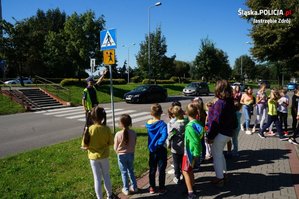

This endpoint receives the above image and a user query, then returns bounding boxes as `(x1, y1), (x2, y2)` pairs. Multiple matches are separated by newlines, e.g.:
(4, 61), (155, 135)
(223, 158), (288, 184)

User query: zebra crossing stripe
(77, 109), (136, 121)
(35, 106), (82, 114)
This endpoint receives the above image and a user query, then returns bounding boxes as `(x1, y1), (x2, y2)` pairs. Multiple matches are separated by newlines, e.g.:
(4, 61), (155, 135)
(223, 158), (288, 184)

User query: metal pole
(148, 7), (151, 82)
(241, 56), (243, 82)
(127, 47), (130, 83)
(109, 65), (115, 134)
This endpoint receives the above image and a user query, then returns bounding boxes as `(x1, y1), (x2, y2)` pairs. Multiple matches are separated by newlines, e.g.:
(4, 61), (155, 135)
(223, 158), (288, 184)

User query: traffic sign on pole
(103, 49), (115, 65)
(100, 29), (117, 50)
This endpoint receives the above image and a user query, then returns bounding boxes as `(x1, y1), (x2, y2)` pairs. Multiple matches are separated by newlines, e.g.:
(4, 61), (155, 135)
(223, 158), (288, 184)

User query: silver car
(183, 82), (210, 96)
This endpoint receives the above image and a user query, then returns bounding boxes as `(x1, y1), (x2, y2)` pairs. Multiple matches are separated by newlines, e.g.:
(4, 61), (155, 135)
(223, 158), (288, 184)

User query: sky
(2, 0), (252, 70)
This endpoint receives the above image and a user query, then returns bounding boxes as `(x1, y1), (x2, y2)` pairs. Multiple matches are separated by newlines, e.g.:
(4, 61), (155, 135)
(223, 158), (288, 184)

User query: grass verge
(0, 94), (25, 115)
(0, 128), (149, 199)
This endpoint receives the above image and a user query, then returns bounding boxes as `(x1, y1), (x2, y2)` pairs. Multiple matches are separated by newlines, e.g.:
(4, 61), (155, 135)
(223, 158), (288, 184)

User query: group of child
(236, 83), (299, 145)
(80, 86), (299, 199)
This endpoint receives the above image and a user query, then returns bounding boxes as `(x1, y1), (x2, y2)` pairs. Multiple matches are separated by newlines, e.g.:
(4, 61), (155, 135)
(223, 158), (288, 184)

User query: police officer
(82, 69), (108, 127)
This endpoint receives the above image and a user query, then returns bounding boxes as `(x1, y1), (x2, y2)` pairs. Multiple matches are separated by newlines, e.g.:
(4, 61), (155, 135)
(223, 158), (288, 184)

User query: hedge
(142, 79), (176, 84)
(60, 78), (127, 86)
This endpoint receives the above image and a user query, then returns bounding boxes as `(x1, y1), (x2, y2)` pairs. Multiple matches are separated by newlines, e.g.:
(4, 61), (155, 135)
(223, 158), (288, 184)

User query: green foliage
(130, 76), (141, 83)
(0, 128), (149, 198)
(244, 0), (299, 74)
(170, 76), (179, 83)
(233, 55), (256, 80)
(141, 79), (175, 84)
(0, 9), (106, 78)
(193, 38), (231, 81)
(60, 78), (127, 87)
(136, 27), (176, 80)
(0, 94), (25, 115)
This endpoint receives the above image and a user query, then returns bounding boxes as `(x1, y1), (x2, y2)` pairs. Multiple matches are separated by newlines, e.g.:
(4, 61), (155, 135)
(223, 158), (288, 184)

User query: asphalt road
(0, 95), (214, 158)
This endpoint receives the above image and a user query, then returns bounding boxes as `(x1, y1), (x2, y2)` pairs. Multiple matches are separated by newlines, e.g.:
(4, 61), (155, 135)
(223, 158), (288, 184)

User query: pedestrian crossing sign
(103, 49), (115, 65)
(100, 29), (117, 50)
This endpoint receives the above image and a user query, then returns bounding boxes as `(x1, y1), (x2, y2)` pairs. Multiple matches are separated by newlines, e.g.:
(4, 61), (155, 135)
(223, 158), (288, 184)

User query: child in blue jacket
(146, 103), (168, 195)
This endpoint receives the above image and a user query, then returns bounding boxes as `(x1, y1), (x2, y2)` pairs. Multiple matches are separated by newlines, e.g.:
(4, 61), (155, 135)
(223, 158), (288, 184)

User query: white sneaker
(252, 126), (256, 133)
(241, 124), (244, 131)
(122, 188), (129, 196)
(289, 138), (299, 145)
(245, 130), (252, 135)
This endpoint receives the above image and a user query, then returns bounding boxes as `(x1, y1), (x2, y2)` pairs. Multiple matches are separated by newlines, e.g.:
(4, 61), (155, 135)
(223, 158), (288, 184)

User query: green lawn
(0, 94), (25, 115)
(0, 128), (150, 199)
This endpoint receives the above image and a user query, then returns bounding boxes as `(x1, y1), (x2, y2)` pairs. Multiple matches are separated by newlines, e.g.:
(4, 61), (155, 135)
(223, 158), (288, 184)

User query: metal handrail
(34, 75), (71, 102)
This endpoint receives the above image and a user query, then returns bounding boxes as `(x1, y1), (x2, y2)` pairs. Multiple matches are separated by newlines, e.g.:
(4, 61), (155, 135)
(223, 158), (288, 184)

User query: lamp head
(155, 2), (162, 6)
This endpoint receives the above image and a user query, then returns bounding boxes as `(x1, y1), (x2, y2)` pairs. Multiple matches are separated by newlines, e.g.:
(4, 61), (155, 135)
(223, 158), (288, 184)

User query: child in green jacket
(182, 103), (205, 199)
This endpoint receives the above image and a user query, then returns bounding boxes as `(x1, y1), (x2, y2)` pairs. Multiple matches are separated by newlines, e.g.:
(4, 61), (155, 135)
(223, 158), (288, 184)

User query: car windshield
(133, 85), (149, 92)
(187, 83), (197, 88)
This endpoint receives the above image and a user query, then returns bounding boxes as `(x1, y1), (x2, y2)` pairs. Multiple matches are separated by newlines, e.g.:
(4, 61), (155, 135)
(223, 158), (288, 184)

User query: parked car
(123, 84), (168, 103)
(4, 77), (33, 84)
(231, 82), (246, 92)
(182, 82), (209, 96)
(287, 82), (298, 91)
(258, 80), (270, 88)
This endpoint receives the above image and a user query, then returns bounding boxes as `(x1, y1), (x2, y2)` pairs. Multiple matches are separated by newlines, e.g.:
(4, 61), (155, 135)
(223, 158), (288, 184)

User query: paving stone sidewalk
(118, 130), (299, 199)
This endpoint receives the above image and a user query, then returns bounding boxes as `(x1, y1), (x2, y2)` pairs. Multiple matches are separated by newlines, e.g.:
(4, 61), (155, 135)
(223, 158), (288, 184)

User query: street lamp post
(148, 2), (162, 82)
(122, 43), (136, 83)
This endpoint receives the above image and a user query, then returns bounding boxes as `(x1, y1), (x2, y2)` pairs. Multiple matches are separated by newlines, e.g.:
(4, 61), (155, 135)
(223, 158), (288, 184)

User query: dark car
(258, 80), (270, 88)
(287, 82), (298, 91)
(183, 82), (210, 96)
(123, 84), (168, 103)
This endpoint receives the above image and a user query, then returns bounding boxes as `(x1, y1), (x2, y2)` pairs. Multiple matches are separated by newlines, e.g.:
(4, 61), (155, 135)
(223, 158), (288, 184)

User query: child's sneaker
(241, 124), (244, 131)
(266, 131), (276, 136)
(158, 188), (167, 195)
(187, 192), (197, 199)
(279, 136), (289, 141)
(258, 132), (266, 139)
(289, 138), (299, 145)
(245, 130), (252, 135)
(129, 186), (138, 193)
(284, 131), (289, 135)
(252, 126), (256, 133)
(122, 188), (129, 196)
(149, 187), (155, 194)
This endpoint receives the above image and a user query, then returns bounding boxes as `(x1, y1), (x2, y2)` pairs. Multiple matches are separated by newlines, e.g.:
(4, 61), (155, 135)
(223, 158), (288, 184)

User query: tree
(173, 60), (191, 82)
(233, 55), (256, 81)
(136, 27), (175, 81)
(64, 11), (105, 79)
(193, 38), (231, 81)
(244, 0), (299, 74)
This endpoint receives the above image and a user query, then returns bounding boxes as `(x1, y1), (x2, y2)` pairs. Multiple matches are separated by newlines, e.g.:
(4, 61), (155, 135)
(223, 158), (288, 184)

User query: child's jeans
(232, 128), (240, 154)
(242, 105), (252, 129)
(90, 158), (112, 199)
(117, 153), (137, 191)
(172, 153), (183, 180)
(149, 147), (167, 189)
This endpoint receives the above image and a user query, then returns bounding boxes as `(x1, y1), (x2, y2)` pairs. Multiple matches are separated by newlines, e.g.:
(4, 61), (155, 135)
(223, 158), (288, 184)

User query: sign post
(90, 58), (96, 74)
(100, 29), (117, 133)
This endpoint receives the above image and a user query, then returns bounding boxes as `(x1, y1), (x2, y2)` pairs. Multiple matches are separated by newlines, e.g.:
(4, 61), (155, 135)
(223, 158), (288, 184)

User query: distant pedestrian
(206, 80), (237, 187)
(258, 89), (289, 141)
(291, 89), (299, 133)
(81, 106), (117, 199)
(233, 85), (242, 102)
(289, 89), (299, 145)
(167, 105), (186, 184)
(82, 69), (108, 128)
(114, 114), (138, 196)
(146, 104), (168, 195)
(252, 83), (268, 133)
(182, 103), (204, 199)
(240, 87), (254, 135)
(278, 89), (289, 135)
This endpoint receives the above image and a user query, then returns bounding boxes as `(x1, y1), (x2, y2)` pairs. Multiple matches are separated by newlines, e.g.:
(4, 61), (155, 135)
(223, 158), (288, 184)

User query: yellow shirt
(268, 99), (277, 116)
(83, 124), (114, 160)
